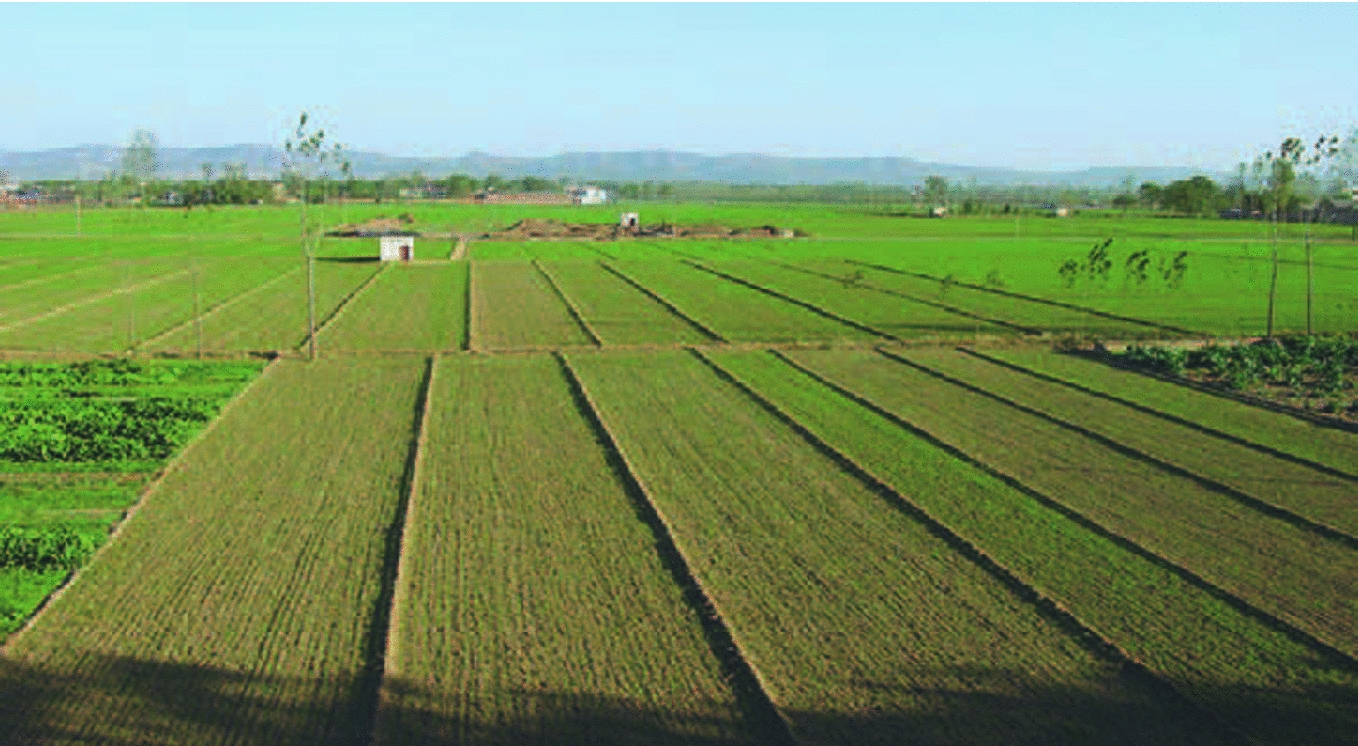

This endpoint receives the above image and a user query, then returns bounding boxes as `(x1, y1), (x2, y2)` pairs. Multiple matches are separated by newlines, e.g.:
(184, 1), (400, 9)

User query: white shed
(380, 236), (415, 262)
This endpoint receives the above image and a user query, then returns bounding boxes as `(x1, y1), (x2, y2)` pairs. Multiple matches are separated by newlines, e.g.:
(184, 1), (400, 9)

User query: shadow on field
(315, 256), (381, 264)
(2, 653), (1357, 745)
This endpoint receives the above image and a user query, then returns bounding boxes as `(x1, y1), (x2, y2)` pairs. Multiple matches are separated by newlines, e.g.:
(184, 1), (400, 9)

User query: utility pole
(192, 259), (203, 359)
(1266, 209), (1278, 338)
(1305, 214), (1313, 336)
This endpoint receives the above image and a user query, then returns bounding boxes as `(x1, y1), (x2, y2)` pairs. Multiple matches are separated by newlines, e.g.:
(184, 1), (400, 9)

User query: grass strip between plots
(567, 349), (1217, 746)
(981, 348), (1358, 478)
(713, 348), (1358, 746)
(377, 353), (765, 745)
(788, 347), (1358, 661)
(917, 348), (1358, 540)
(470, 261), (595, 350)
(0, 357), (426, 745)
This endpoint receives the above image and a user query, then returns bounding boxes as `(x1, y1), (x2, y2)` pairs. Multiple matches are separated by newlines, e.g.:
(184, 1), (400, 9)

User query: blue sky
(3, 3), (1356, 171)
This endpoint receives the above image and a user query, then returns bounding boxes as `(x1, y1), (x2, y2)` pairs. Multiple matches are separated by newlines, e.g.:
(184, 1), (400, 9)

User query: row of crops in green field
(5, 200), (1355, 342)
(9, 249), (1349, 354)
(5, 346), (1355, 744)
(0, 359), (262, 634)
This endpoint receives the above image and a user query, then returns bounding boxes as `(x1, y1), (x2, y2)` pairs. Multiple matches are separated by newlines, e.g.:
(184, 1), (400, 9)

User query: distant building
(569, 186), (608, 205)
(929, 206), (947, 218)
(1054, 207), (1070, 218)
(620, 212), (639, 228)
(380, 236), (415, 262)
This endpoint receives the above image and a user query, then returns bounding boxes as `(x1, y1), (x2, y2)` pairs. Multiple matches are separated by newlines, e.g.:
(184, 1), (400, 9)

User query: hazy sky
(4, 3), (1355, 171)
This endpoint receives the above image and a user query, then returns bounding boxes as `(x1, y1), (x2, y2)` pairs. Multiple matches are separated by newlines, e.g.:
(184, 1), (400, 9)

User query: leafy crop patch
(1119, 336), (1358, 419)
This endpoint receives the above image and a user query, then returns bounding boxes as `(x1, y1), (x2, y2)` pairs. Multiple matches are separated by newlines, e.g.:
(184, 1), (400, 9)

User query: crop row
(709, 348), (1358, 745)
(319, 262), (468, 352)
(146, 260), (381, 352)
(914, 348), (1358, 540)
(785, 348), (1358, 660)
(469, 260), (594, 350)
(376, 354), (762, 744)
(538, 261), (713, 346)
(605, 259), (874, 344)
(565, 349), (1209, 744)
(981, 348), (1358, 478)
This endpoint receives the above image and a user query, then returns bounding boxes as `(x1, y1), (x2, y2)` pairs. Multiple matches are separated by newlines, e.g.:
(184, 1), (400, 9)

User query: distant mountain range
(0, 145), (1214, 187)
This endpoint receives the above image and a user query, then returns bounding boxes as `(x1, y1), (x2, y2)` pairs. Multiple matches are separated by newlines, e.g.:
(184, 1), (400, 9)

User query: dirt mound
(477, 219), (797, 241)
(326, 214), (419, 238)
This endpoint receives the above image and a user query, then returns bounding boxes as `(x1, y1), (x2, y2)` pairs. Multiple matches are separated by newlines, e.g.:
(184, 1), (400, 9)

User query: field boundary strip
(555, 352), (798, 746)
(771, 260), (1044, 335)
(306, 261), (389, 350)
(882, 349), (1358, 549)
(1071, 350), (1358, 436)
(370, 355), (438, 742)
(0, 354), (283, 651)
(845, 260), (1202, 337)
(0, 267), (191, 334)
(681, 259), (898, 341)
(531, 259), (603, 346)
(962, 347), (1358, 483)
(137, 264), (304, 352)
(694, 347), (1244, 740)
(777, 348), (1358, 671)
(596, 261), (727, 342)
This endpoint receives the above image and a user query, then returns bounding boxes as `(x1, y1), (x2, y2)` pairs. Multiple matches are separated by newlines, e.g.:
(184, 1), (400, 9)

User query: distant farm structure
(569, 186), (608, 205)
(379, 236), (415, 262)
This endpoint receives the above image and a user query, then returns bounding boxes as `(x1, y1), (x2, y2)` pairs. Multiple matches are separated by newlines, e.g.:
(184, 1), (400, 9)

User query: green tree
(121, 129), (159, 205)
(923, 175), (948, 207)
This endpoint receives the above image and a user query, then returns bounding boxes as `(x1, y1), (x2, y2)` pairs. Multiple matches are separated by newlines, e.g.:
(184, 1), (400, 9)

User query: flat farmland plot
(536, 260), (711, 345)
(567, 350), (1215, 745)
(710, 349), (1358, 745)
(607, 260), (877, 344)
(146, 260), (380, 353)
(706, 260), (1009, 339)
(321, 263), (468, 352)
(788, 348), (1358, 659)
(0, 258), (185, 330)
(469, 261), (593, 350)
(913, 348), (1358, 538)
(0, 258), (294, 352)
(843, 262), (1174, 338)
(983, 348), (1358, 477)
(0, 357), (426, 745)
(377, 354), (760, 745)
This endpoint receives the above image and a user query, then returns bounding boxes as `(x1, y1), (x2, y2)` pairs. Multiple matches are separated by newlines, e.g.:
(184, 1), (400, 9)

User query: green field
(0, 202), (1355, 744)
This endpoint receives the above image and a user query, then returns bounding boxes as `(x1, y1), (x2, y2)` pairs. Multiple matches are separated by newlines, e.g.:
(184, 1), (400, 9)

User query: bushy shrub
(0, 526), (95, 570)
(0, 397), (216, 462)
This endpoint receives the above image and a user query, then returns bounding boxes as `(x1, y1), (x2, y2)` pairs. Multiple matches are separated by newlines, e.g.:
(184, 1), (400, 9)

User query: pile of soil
(327, 214), (419, 238)
(477, 218), (797, 241)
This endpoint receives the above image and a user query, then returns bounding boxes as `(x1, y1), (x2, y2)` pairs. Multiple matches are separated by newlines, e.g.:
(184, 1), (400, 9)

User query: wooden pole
(307, 254), (317, 361)
(1305, 218), (1313, 336)
(192, 260), (203, 359)
(1266, 207), (1278, 338)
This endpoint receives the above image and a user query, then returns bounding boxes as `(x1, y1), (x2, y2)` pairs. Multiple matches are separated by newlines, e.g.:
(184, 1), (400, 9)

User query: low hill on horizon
(0, 145), (1212, 187)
